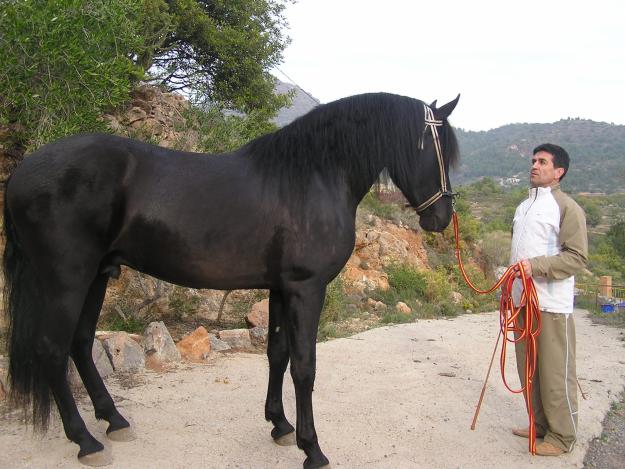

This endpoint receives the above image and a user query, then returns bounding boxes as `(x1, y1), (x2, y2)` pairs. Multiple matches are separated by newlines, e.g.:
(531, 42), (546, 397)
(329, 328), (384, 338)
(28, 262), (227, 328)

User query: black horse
(2, 92), (460, 468)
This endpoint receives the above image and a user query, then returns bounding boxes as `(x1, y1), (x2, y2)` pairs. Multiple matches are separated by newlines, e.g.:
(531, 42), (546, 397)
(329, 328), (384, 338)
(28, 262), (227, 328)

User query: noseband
(414, 104), (456, 214)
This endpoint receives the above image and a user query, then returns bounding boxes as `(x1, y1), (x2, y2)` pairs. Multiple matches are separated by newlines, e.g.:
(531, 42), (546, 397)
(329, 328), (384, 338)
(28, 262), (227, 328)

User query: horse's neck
(343, 159), (387, 210)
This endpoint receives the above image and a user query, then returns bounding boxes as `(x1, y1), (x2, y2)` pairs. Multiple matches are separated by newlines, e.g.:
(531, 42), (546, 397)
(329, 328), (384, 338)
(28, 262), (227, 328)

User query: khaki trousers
(515, 310), (578, 452)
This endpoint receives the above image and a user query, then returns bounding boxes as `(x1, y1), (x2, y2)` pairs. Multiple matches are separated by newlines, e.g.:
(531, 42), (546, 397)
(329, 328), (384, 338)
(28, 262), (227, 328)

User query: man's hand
(515, 259), (533, 277)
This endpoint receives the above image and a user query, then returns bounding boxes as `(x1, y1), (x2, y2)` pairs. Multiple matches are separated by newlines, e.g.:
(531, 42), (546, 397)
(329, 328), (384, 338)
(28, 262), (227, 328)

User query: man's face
(530, 151), (564, 188)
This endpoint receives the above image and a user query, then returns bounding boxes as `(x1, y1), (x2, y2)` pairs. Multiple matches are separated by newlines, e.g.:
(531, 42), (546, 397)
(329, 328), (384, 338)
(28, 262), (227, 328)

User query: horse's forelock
(443, 123), (460, 169)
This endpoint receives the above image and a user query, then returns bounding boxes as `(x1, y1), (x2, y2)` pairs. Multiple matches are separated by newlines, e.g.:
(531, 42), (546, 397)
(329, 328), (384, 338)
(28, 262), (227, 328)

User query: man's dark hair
(533, 143), (570, 181)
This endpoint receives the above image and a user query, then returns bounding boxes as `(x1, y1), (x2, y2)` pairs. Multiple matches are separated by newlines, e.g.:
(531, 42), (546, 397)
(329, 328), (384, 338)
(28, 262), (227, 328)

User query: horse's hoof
(78, 448), (112, 467)
(106, 425), (136, 442)
(303, 455), (330, 469)
(273, 431), (296, 446)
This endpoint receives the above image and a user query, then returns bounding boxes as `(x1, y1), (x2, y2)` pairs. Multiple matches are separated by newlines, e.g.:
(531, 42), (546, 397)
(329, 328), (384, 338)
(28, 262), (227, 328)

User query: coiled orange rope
(452, 212), (541, 454)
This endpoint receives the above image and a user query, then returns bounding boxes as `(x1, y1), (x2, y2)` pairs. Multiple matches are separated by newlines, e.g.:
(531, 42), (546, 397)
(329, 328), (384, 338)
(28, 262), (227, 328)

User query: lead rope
(452, 212), (541, 454)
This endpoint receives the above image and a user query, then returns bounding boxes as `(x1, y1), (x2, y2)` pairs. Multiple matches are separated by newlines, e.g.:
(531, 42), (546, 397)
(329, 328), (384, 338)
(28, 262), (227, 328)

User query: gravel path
(1, 310), (624, 468)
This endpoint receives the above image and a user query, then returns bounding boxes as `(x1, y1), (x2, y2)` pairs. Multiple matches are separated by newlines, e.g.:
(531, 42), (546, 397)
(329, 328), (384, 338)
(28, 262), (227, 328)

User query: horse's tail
(3, 183), (51, 430)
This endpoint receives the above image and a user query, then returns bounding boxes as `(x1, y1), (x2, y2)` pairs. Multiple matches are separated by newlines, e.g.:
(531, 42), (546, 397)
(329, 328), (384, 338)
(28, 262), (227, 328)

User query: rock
(218, 329), (253, 350)
(249, 326), (268, 346)
(67, 339), (114, 388)
(144, 321), (181, 364)
(132, 84), (158, 102)
(395, 302), (412, 314)
(209, 334), (232, 352)
(450, 291), (464, 304)
(96, 331), (142, 344)
(177, 326), (212, 362)
(102, 332), (146, 372)
(92, 338), (115, 377)
(125, 106), (147, 124)
(246, 299), (269, 328)
(131, 98), (152, 114)
(102, 114), (123, 133)
(141, 118), (164, 136)
(367, 298), (386, 311)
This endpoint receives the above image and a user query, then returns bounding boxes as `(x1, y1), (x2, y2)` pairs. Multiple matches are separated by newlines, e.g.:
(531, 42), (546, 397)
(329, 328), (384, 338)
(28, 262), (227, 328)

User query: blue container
(601, 304), (615, 313)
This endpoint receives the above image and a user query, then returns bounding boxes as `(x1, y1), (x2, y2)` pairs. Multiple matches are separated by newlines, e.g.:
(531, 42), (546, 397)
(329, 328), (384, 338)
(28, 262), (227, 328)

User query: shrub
(168, 286), (201, 319)
(423, 267), (452, 302)
(0, 0), (146, 152)
(320, 276), (348, 326)
(386, 263), (428, 298)
(360, 192), (403, 221)
(480, 230), (512, 275)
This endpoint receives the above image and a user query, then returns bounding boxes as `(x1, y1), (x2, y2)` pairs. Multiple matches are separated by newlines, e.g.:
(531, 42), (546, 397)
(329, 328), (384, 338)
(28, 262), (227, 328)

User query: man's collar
(528, 181), (560, 198)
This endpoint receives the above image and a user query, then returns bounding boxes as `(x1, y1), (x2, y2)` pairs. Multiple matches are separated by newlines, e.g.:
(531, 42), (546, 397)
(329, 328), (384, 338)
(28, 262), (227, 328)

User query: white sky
(274, 0), (625, 131)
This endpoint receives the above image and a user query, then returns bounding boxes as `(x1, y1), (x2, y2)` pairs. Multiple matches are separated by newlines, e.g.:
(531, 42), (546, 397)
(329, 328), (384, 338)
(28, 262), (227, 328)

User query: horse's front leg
(265, 289), (295, 444)
(284, 281), (329, 469)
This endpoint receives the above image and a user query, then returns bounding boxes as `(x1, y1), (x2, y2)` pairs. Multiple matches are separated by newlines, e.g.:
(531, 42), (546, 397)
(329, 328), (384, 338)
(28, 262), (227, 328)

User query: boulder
(395, 302), (412, 314)
(249, 326), (268, 346)
(246, 299), (269, 328)
(177, 326), (212, 362)
(450, 291), (464, 304)
(209, 334), (231, 352)
(102, 332), (145, 372)
(125, 106), (147, 124)
(218, 329), (252, 350)
(67, 339), (114, 389)
(144, 321), (181, 364)
(367, 298), (386, 311)
(92, 338), (115, 377)
(96, 330), (142, 344)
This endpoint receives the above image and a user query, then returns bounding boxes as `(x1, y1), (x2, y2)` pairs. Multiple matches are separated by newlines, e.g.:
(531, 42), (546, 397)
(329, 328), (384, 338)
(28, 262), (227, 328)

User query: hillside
(273, 79), (320, 127)
(452, 119), (625, 193)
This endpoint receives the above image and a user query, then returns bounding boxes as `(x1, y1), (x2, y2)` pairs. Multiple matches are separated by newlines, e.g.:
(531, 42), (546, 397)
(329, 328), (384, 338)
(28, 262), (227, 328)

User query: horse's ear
(429, 99), (438, 109)
(435, 94), (460, 119)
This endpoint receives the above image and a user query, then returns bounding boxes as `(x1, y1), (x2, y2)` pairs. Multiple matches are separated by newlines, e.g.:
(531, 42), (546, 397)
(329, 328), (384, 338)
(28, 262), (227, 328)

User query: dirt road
(1, 310), (623, 468)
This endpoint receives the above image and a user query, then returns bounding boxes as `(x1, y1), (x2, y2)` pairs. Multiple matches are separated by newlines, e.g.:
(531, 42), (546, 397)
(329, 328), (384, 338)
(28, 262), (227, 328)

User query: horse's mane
(244, 93), (459, 195)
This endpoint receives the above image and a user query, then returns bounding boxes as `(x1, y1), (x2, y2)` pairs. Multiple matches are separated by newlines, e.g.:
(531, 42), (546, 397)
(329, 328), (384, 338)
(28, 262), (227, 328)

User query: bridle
(414, 104), (457, 214)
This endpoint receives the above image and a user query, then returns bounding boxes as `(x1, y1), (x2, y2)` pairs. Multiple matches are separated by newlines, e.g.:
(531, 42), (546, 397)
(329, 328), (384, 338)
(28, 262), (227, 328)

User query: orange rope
(452, 212), (541, 454)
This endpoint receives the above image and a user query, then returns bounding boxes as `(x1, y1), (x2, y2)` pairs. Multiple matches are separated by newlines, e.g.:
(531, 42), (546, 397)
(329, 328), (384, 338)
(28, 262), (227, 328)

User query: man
(509, 143), (588, 456)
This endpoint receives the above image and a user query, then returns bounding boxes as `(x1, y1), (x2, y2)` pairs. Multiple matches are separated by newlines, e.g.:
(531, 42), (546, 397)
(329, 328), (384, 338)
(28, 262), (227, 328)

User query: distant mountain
(452, 119), (625, 193)
(273, 80), (320, 127)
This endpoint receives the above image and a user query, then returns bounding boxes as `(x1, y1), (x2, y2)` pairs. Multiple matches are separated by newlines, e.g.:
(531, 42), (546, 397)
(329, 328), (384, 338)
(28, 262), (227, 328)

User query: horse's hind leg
(71, 273), (134, 442)
(37, 280), (111, 466)
(265, 289), (295, 444)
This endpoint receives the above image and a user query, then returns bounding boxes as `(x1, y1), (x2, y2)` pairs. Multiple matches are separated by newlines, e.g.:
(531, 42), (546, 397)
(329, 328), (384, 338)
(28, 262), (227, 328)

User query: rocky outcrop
(343, 214), (429, 294)
(103, 84), (197, 151)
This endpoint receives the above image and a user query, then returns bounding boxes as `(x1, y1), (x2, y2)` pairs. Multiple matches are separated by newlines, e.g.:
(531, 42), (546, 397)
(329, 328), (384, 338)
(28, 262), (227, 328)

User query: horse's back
(8, 133), (133, 197)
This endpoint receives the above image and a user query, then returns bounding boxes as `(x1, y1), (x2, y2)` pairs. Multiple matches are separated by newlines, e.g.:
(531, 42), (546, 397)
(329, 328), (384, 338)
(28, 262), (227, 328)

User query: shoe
(535, 441), (565, 456)
(512, 427), (546, 438)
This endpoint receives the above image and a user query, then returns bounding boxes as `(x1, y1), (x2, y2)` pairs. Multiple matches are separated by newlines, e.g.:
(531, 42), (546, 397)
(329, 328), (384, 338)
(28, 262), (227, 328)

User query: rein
(452, 211), (541, 454)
